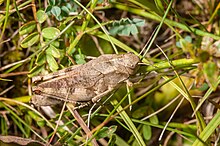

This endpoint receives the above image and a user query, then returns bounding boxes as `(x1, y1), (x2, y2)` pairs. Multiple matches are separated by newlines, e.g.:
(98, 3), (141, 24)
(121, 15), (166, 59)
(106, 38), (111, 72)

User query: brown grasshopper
(31, 53), (140, 107)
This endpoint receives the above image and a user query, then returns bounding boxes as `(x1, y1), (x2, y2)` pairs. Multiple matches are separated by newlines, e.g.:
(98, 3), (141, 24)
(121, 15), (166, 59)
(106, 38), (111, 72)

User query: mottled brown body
(31, 53), (140, 106)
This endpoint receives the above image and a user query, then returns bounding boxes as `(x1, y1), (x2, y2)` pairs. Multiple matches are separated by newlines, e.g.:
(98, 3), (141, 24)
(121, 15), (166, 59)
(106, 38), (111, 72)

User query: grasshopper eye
(130, 64), (136, 68)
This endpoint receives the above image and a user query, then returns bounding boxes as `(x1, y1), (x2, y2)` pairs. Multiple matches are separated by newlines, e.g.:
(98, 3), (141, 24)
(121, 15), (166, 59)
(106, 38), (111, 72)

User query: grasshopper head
(116, 53), (140, 75)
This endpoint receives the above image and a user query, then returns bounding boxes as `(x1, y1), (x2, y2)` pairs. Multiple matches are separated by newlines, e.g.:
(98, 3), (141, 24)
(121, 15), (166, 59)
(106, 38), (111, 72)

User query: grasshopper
(31, 53), (140, 107)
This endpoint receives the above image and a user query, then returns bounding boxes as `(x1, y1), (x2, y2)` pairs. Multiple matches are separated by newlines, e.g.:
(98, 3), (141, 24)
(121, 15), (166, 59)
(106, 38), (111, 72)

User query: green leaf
(55, 15), (63, 21)
(24, 114), (32, 127)
(42, 27), (60, 39)
(132, 18), (145, 27)
(46, 44), (61, 58)
(120, 25), (130, 36)
(108, 26), (120, 36)
(149, 114), (159, 125)
(75, 53), (86, 64)
(132, 106), (148, 119)
(36, 52), (46, 66)
(142, 125), (152, 140)
(61, 6), (69, 17)
(46, 54), (59, 72)
(51, 40), (60, 48)
(20, 32), (39, 48)
(109, 18), (144, 36)
(185, 35), (192, 43)
(192, 111), (220, 146)
(147, 108), (159, 124)
(28, 65), (44, 77)
(51, 6), (61, 17)
(198, 83), (209, 91)
(66, 3), (72, 10)
(45, 5), (52, 15)
(19, 21), (36, 35)
(176, 41), (181, 48)
(95, 126), (117, 140)
(108, 134), (116, 146)
(203, 61), (219, 90)
(130, 24), (138, 35)
(48, 0), (56, 5)
(177, 36), (193, 54)
(37, 120), (46, 127)
(176, 36), (192, 48)
(36, 10), (47, 23)
(155, 0), (164, 14)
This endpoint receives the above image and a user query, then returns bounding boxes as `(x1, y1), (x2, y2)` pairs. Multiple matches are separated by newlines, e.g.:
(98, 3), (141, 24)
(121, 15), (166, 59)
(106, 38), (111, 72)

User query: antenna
(139, 25), (159, 61)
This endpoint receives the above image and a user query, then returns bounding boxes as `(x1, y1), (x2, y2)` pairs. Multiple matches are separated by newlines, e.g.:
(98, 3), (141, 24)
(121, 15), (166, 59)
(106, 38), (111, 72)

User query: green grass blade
(192, 111), (220, 146)
(111, 99), (146, 146)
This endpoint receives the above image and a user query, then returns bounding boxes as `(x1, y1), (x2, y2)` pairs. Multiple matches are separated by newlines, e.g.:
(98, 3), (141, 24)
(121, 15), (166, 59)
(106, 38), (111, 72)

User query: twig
(67, 103), (98, 146)
(0, 71), (28, 78)
(0, 58), (30, 71)
(91, 35), (104, 55)
(0, 85), (15, 96)
(47, 89), (70, 145)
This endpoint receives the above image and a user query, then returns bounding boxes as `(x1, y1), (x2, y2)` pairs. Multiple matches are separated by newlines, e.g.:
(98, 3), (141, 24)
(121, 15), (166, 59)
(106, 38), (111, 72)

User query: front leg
(125, 79), (133, 87)
(91, 87), (114, 103)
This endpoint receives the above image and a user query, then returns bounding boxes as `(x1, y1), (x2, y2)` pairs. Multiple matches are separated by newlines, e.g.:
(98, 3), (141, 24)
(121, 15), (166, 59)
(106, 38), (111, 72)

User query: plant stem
(146, 58), (198, 72)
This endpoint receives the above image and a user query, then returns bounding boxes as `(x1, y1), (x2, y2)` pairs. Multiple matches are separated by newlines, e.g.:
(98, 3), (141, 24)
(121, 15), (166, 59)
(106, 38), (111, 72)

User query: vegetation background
(0, 0), (220, 145)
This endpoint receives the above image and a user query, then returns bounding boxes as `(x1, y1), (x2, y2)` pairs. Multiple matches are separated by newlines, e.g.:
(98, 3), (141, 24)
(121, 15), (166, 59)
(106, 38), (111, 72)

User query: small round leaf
(19, 21), (36, 35)
(61, 6), (69, 16)
(132, 106), (148, 119)
(20, 32), (39, 48)
(36, 10), (47, 24)
(46, 54), (58, 72)
(75, 54), (86, 64)
(36, 52), (46, 66)
(95, 126), (117, 139)
(149, 114), (159, 125)
(51, 6), (61, 17)
(46, 45), (60, 58)
(142, 125), (152, 140)
(42, 27), (60, 39)
(51, 40), (60, 48)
